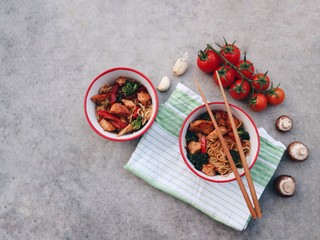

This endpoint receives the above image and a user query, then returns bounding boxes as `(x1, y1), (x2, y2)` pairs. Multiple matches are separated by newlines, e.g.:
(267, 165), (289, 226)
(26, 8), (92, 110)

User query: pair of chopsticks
(194, 72), (262, 219)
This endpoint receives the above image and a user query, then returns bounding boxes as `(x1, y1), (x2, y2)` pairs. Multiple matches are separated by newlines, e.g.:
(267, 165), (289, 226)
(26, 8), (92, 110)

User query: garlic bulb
(157, 76), (171, 92)
(172, 52), (189, 76)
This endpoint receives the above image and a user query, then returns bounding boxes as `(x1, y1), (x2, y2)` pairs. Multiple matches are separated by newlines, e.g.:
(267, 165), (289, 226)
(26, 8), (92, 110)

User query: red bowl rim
(179, 102), (260, 183)
(84, 67), (159, 142)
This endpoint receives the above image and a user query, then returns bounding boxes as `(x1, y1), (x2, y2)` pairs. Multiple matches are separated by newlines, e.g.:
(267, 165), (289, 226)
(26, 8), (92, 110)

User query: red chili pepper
(109, 120), (127, 129)
(110, 94), (116, 104)
(97, 110), (121, 121)
(97, 110), (127, 129)
(200, 136), (206, 153)
(132, 106), (140, 119)
(112, 83), (119, 93)
(110, 83), (119, 104)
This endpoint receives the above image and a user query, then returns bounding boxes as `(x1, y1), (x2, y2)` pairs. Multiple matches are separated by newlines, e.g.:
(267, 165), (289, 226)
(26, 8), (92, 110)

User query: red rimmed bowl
(84, 67), (158, 142)
(179, 102), (260, 183)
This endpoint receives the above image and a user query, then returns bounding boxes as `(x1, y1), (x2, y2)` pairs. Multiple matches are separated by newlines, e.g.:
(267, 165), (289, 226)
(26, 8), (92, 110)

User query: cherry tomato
(251, 72), (270, 91)
(219, 42), (241, 65)
(249, 93), (268, 111)
(229, 79), (251, 100)
(235, 59), (255, 79)
(266, 87), (285, 105)
(197, 49), (221, 73)
(213, 65), (236, 88)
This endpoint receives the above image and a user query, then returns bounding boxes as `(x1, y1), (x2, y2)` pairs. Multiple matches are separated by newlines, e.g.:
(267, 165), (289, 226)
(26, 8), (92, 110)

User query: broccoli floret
(230, 149), (243, 168)
(187, 152), (209, 171)
(199, 112), (211, 121)
(131, 116), (142, 130)
(122, 81), (140, 96)
(185, 130), (199, 142)
(237, 127), (250, 141)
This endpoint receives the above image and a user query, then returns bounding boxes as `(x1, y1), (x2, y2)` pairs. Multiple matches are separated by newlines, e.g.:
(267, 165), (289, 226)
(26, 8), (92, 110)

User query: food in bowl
(185, 110), (251, 176)
(90, 76), (153, 136)
(179, 102), (260, 183)
(84, 67), (158, 142)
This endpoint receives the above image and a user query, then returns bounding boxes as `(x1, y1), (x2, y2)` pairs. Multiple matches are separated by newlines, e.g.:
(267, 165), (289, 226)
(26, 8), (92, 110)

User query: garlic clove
(172, 52), (189, 76)
(157, 76), (171, 92)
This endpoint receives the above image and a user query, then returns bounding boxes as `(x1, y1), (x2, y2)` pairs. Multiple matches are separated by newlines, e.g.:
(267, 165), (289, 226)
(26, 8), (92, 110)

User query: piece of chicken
(109, 103), (131, 117)
(202, 164), (216, 176)
(137, 92), (151, 106)
(99, 119), (116, 132)
(187, 141), (201, 154)
(115, 76), (127, 86)
(189, 120), (213, 135)
(90, 94), (109, 103)
(214, 110), (228, 126)
(206, 126), (227, 141)
(226, 117), (242, 131)
(141, 105), (152, 125)
(121, 99), (136, 110)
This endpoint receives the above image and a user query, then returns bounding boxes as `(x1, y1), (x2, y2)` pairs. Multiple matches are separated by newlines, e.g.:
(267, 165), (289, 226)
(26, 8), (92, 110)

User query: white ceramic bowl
(84, 67), (159, 142)
(179, 102), (260, 183)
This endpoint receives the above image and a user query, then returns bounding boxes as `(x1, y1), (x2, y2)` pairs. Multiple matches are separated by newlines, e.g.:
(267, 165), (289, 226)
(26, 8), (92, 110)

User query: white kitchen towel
(124, 83), (286, 231)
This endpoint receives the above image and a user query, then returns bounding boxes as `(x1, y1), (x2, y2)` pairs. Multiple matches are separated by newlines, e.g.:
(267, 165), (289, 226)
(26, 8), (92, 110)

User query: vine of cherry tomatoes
(196, 39), (285, 111)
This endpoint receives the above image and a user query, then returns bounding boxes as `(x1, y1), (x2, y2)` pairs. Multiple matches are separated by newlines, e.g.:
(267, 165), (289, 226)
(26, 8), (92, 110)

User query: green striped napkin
(124, 83), (285, 231)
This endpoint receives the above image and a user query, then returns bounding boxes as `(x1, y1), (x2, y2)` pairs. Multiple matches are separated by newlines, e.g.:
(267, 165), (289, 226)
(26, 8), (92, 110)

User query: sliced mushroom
(276, 115), (293, 132)
(287, 141), (309, 161)
(274, 175), (296, 197)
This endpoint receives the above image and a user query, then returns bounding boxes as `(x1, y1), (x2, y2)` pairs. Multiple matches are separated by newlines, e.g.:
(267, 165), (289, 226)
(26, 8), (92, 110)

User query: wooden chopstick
(194, 77), (258, 219)
(215, 71), (262, 218)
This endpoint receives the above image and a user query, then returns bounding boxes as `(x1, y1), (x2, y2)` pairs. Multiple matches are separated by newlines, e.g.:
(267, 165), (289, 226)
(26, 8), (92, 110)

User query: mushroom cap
(287, 141), (309, 161)
(276, 115), (293, 132)
(274, 175), (296, 197)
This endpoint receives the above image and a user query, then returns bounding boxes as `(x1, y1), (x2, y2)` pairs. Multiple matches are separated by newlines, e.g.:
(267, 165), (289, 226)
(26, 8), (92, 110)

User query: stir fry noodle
(185, 110), (250, 176)
(90, 76), (152, 136)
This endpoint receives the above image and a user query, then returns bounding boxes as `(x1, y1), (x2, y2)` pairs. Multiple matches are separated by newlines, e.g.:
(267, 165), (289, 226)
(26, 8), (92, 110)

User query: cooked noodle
(206, 137), (251, 176)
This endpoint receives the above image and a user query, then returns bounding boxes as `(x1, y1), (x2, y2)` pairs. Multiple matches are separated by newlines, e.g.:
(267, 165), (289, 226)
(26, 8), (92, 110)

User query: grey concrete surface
(1, 0), (319, 239)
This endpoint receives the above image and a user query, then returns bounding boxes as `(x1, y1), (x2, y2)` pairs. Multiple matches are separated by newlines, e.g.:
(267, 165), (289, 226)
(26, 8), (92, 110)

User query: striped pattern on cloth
(124, 83), (285, 231)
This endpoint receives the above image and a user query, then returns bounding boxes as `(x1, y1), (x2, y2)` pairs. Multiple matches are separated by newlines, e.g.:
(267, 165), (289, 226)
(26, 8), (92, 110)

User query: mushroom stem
(287, 141), (309, 161)
(282, 121), (290, 129)
(279, 180), (295, 194)
(298, 147), (307, 156)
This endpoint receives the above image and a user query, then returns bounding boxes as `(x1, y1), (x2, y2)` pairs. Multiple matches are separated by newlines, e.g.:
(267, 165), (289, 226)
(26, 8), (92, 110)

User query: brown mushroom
(274, 175), (296, 197)
(276, 115), (293, 132)
(287, 141), (309, 161)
